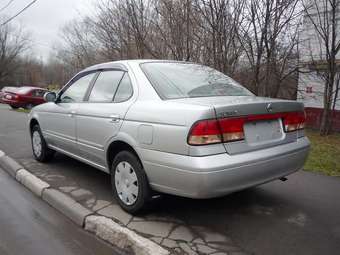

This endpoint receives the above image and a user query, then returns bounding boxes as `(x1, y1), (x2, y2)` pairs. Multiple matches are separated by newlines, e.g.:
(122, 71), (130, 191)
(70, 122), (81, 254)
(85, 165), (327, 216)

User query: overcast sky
(1, 0), (95, 61)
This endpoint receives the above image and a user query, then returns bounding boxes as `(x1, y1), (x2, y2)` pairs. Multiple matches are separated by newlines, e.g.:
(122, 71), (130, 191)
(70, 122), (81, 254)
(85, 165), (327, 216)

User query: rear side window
(140, 62), (252, 99)
(114, 73), (133, 103)
(89, 71), (124, 102)
(60, 73), (96, 103)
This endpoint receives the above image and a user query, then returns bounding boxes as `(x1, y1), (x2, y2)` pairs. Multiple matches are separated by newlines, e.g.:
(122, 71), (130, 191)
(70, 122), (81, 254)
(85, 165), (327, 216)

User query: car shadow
(42, 152), (285, 222)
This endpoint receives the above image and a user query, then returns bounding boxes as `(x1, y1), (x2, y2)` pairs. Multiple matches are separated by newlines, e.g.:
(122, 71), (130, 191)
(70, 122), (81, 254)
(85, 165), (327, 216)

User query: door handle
(68, 111), (76, 117)
(109, 114), (120, 123)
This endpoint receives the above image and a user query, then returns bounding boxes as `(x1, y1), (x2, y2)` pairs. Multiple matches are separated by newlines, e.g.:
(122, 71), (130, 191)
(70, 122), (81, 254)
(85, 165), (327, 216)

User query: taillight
(218, 118), (245, 142)
(188, 120), (222, 145)
(283, 111), (306, 132)
(188, 111), (306, 146)
(188, 118), (246, 145)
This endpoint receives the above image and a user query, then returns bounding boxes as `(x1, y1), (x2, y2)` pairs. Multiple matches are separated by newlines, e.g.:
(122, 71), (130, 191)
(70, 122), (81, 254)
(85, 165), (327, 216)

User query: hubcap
(115, 161), (139, 206)
(32, 131), (42, 157)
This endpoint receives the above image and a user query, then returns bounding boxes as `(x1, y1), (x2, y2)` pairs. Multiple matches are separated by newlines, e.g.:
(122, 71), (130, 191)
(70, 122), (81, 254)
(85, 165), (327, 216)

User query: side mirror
(44, 92), (57, 102)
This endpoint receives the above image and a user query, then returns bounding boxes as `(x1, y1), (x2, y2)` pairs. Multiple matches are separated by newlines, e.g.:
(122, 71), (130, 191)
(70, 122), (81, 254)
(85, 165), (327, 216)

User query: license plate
(244, 119), (283, 144)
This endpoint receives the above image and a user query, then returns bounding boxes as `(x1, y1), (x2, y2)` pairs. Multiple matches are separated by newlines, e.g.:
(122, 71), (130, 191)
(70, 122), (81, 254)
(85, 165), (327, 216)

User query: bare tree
(125, 0), (158, 58)
(153, 0), (194, 60)
(193, 0), (246, 75)
(0, 22), (30, 87)
(90, 0), (158, 60)
(58, 18), (101, 72)
(51, 0), (305, 100)
(42, 55), (71, 86)
(238, 0), (302, 96)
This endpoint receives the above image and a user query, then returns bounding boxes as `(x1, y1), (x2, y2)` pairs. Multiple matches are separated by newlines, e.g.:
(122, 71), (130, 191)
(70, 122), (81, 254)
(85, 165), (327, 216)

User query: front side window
(114, 73), (133, 103)
(60, 73), (96, 103)
(140, 62), (253, 99)
(89, 71), (124, 102)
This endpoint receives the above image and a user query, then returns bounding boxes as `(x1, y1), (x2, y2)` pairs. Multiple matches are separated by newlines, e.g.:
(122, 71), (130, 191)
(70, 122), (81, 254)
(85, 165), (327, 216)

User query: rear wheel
(111, 151), (151, 214)
(25, 103), (34, 110)
(31, 125), (55, 162)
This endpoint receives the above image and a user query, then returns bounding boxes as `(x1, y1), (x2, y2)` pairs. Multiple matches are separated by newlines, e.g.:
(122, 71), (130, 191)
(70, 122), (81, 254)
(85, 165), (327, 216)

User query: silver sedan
(28, 60), (310, 213)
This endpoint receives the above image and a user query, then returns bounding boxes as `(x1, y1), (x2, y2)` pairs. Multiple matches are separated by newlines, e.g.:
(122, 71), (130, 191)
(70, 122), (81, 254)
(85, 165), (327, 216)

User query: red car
(2, 86), (48, 109)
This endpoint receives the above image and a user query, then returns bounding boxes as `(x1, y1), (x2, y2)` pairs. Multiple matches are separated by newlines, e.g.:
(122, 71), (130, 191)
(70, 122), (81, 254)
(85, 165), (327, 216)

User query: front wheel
(31, 125), (55, 162)
(10, 105), (19, 109)
(111, 151), (151, 214)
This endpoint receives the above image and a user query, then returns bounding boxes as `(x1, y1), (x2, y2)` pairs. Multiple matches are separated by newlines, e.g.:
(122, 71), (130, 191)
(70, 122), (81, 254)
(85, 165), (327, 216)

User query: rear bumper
(2, 99), (22, 107)
(141, 137), (310, 198)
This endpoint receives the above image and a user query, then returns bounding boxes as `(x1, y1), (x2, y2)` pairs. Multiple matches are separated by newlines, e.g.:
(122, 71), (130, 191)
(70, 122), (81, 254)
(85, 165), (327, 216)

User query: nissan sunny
(28, 60), (310, 213)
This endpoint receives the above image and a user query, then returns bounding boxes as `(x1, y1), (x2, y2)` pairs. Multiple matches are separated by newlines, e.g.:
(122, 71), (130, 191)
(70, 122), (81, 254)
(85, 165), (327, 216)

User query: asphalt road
(1, 103), (340, 255)
(0, 167), (121, 255)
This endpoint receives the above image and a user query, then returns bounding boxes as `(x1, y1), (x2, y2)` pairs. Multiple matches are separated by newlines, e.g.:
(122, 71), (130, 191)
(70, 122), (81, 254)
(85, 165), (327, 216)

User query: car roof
(16, 86), (47, 94)
(83, 59), (190, 72)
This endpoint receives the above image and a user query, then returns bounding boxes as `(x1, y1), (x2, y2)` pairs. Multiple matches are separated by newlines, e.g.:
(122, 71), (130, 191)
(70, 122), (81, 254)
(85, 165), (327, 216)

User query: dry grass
(304, 129), (340, 176)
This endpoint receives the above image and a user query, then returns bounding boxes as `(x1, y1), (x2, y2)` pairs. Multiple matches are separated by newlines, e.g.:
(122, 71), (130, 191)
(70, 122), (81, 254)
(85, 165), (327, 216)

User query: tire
(31, 125), (55, 162)
(25, 104), (34, 110)
(10, 105), (19, 109)
(111, 151), (151, 214)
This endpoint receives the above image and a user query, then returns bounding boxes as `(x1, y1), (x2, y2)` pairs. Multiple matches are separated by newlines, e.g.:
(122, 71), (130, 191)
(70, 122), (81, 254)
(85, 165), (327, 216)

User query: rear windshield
(1, 87), (17, 92)
(17, 87), (34, 94)
(140, 62), (252, 99)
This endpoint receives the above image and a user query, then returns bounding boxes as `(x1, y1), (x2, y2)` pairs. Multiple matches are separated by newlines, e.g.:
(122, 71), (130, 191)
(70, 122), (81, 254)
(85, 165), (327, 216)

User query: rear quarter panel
(122, 100), (216, 155)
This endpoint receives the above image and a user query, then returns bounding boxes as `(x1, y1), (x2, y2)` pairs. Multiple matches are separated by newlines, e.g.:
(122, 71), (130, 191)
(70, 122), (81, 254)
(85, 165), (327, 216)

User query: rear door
(76, 70), (135, 168)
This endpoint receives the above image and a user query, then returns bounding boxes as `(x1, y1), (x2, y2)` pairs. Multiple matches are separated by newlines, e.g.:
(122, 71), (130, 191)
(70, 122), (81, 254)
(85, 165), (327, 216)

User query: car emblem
(266, 103), (273, 112)
(220, 110), (238, 117)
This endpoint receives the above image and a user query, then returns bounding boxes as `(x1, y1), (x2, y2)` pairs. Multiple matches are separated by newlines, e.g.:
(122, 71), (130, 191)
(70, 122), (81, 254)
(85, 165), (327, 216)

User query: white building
(297, 1), (340, 130)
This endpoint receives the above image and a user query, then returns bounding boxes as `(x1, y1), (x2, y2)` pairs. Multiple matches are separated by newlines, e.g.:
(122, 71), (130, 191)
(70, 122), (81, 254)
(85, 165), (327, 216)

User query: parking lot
(1, 103), (340, 255)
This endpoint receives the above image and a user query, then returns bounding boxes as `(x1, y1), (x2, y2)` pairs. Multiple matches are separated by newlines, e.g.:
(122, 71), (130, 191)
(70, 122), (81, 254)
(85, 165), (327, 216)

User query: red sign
(306, 86), (313, 93)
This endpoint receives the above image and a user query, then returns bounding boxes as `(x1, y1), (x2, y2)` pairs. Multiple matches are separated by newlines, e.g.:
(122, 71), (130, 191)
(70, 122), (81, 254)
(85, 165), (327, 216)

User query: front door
(40, 72), (97, 155)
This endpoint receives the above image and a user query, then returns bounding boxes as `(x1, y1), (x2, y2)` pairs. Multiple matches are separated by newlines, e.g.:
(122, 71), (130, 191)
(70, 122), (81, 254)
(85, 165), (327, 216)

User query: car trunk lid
(173, 96), (304, 154)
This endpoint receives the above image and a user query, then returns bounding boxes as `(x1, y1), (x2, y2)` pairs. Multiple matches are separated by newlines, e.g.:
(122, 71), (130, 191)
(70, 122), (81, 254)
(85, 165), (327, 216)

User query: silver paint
(28, 60), (311, 199)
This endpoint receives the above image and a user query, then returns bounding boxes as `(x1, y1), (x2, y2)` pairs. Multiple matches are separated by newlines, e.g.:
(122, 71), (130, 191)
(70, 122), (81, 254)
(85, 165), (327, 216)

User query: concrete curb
(16, 169), (50, 197)
(0, 150), (170, 255)
(0, 154), (23, 177)
(86, 216), (169, 255)
(42, 189), (93, 227)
